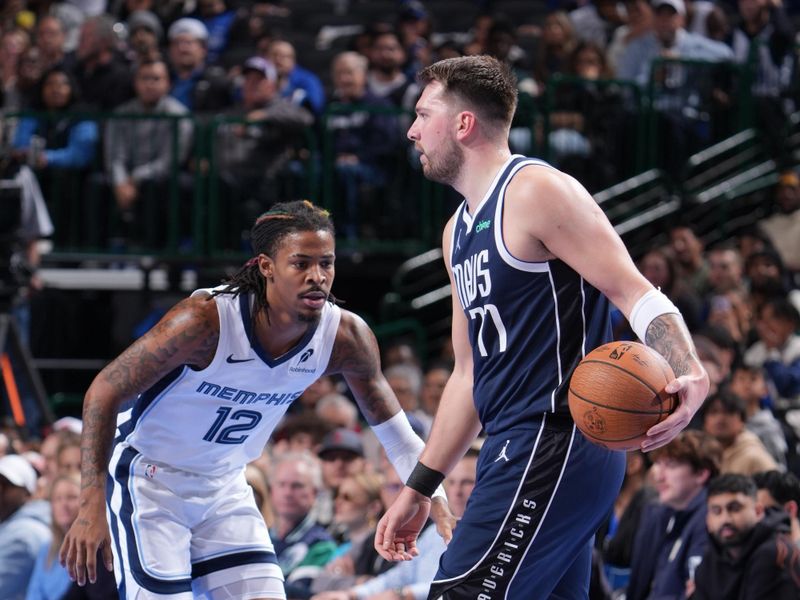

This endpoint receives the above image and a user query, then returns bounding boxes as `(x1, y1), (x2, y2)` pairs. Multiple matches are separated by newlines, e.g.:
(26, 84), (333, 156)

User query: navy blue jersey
(449, 155), (612, 434)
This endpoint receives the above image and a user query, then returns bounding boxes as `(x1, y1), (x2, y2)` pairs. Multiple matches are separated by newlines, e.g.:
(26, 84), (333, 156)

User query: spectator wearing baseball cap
(0, 454), (52, 600)
(168, 17), (210, 42)
(167, 17), (231, 111)
(319, 428), (365, 461)
(312, 429), (366, 527)
(213, 54), (313, 251)
(653, 0), (686, 15)
(242, 55), (278, 81)
(615, 0), (733, 174)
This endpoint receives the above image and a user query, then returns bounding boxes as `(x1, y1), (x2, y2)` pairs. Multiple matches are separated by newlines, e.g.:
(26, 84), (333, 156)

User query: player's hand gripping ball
(568, 341), (677, 451)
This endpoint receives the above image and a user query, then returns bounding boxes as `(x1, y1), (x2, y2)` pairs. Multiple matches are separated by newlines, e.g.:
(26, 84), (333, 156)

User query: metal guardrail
(3, 110), (202, 255)
(2, 106), (449, 258)
(320, 102), (441, 254)
(645, 49), (758, 171)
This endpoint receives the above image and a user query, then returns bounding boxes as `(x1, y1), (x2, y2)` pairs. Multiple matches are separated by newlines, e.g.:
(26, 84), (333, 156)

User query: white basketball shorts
(106, 442), (284, 599)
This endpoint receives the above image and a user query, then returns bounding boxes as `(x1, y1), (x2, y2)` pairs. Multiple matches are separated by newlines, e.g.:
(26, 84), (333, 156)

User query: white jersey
(116, 287), (341, 476)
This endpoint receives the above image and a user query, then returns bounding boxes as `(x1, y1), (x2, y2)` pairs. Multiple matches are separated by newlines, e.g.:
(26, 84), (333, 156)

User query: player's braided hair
(211, 200), (336, 324)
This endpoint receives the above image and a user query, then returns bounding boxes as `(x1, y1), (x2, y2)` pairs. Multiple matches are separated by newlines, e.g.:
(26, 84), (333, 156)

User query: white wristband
(371, 411), (447, 501)
(629, 288), (681, 342)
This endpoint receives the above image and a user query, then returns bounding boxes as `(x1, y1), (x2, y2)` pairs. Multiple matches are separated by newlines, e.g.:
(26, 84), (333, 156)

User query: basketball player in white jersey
(375, 56), (710, 599)
(59, 201), (453, 599)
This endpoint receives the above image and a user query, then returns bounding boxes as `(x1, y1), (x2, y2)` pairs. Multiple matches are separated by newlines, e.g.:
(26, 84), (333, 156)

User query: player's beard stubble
(422, 134), (464, 186)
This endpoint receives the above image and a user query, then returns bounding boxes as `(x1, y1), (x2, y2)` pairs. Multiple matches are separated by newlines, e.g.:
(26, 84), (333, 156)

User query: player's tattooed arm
(641, 311), (709, 450)
(329, 311), (402, 425)
(61, 295), (220, 586)
(645, 314), (697, 378)
(80, 295), (220, 492)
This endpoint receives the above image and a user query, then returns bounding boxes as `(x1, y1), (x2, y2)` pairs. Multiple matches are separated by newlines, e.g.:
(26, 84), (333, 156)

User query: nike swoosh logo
(226, 354), (255, 364)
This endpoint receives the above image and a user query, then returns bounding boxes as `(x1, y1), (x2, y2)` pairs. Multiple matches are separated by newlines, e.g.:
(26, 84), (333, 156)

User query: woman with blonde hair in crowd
(310, 471), (393, 594)
(329, 472), (384, 553)
(32, 430), (79, 500)
(25, 472), (79, 600)
(28, 472), (118, 599)
(55, 436), (81, 478)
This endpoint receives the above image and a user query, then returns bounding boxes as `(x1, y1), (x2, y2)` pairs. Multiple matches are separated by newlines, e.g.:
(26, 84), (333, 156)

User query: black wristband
(406, 461), (445, 497)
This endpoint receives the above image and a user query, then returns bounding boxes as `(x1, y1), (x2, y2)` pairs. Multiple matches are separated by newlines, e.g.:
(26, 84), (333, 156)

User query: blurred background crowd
(0, 0), (799, 599)
(0, 0), (796, 256)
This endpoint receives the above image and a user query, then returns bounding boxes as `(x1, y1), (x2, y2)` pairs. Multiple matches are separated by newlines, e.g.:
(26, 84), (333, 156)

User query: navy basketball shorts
(429, 414), (626, 600)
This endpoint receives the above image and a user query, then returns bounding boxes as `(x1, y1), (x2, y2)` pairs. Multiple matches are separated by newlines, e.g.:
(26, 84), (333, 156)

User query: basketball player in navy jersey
(375, 56), (710, 599)
(59, 201), (454, 599)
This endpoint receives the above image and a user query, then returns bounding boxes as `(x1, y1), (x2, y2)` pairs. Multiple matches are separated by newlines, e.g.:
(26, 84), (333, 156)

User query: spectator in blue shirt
(12, 66), (98, 249)
(24, 473), (80, 600)
(268, 39), (326, 117)
(617, 0), (733, 86)
(617, 0), (733, 174)
(0, 455), (50, 600)
(193, 0), (237, 65)
(13, 66), (98, 170)
(167, 18), (231, 112)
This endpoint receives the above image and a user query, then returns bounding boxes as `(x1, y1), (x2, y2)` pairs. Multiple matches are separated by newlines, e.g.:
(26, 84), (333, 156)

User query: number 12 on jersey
(468, 303), (507, 357)
(203, 406), (262, 444)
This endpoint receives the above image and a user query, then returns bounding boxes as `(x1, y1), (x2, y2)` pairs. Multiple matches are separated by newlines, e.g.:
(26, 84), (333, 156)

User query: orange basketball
(568, 341), (677, 451)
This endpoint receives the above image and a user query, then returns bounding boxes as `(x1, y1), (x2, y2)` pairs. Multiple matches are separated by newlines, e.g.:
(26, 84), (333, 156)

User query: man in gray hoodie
(0, 454), (51, 600)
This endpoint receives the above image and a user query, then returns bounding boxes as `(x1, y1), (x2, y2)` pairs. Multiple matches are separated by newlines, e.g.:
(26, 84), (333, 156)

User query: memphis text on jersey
(196, 381), (303, 406)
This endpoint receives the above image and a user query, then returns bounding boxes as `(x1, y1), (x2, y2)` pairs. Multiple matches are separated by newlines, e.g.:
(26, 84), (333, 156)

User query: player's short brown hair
(417, 55), (518, 130)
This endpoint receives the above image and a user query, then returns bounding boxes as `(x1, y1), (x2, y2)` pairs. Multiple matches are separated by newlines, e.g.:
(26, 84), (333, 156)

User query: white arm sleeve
(371, 411), (447, 501)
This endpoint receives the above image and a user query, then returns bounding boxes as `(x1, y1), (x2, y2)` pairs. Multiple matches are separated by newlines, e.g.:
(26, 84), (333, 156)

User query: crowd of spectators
(0, 1), (799, 599)
(3, 261), (800, 598)
(595, 170), (800, 593)
(0, 0), (796, 251)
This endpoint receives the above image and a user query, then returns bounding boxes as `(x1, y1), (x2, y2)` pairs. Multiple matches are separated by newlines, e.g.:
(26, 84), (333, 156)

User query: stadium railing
(320, 102), (440, 255)
(2, 111), (201, 256)
(644, 56), (755, 172)
(203, 113), (320, 256)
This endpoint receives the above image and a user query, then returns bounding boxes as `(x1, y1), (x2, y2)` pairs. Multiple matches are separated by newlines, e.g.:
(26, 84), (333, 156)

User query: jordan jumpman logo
(495, 439), (510, 462)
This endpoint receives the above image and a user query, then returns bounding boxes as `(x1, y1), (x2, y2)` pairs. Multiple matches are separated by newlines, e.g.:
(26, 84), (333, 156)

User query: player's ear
(456, 110), (477, 139)
(257, 254), (274, 279)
